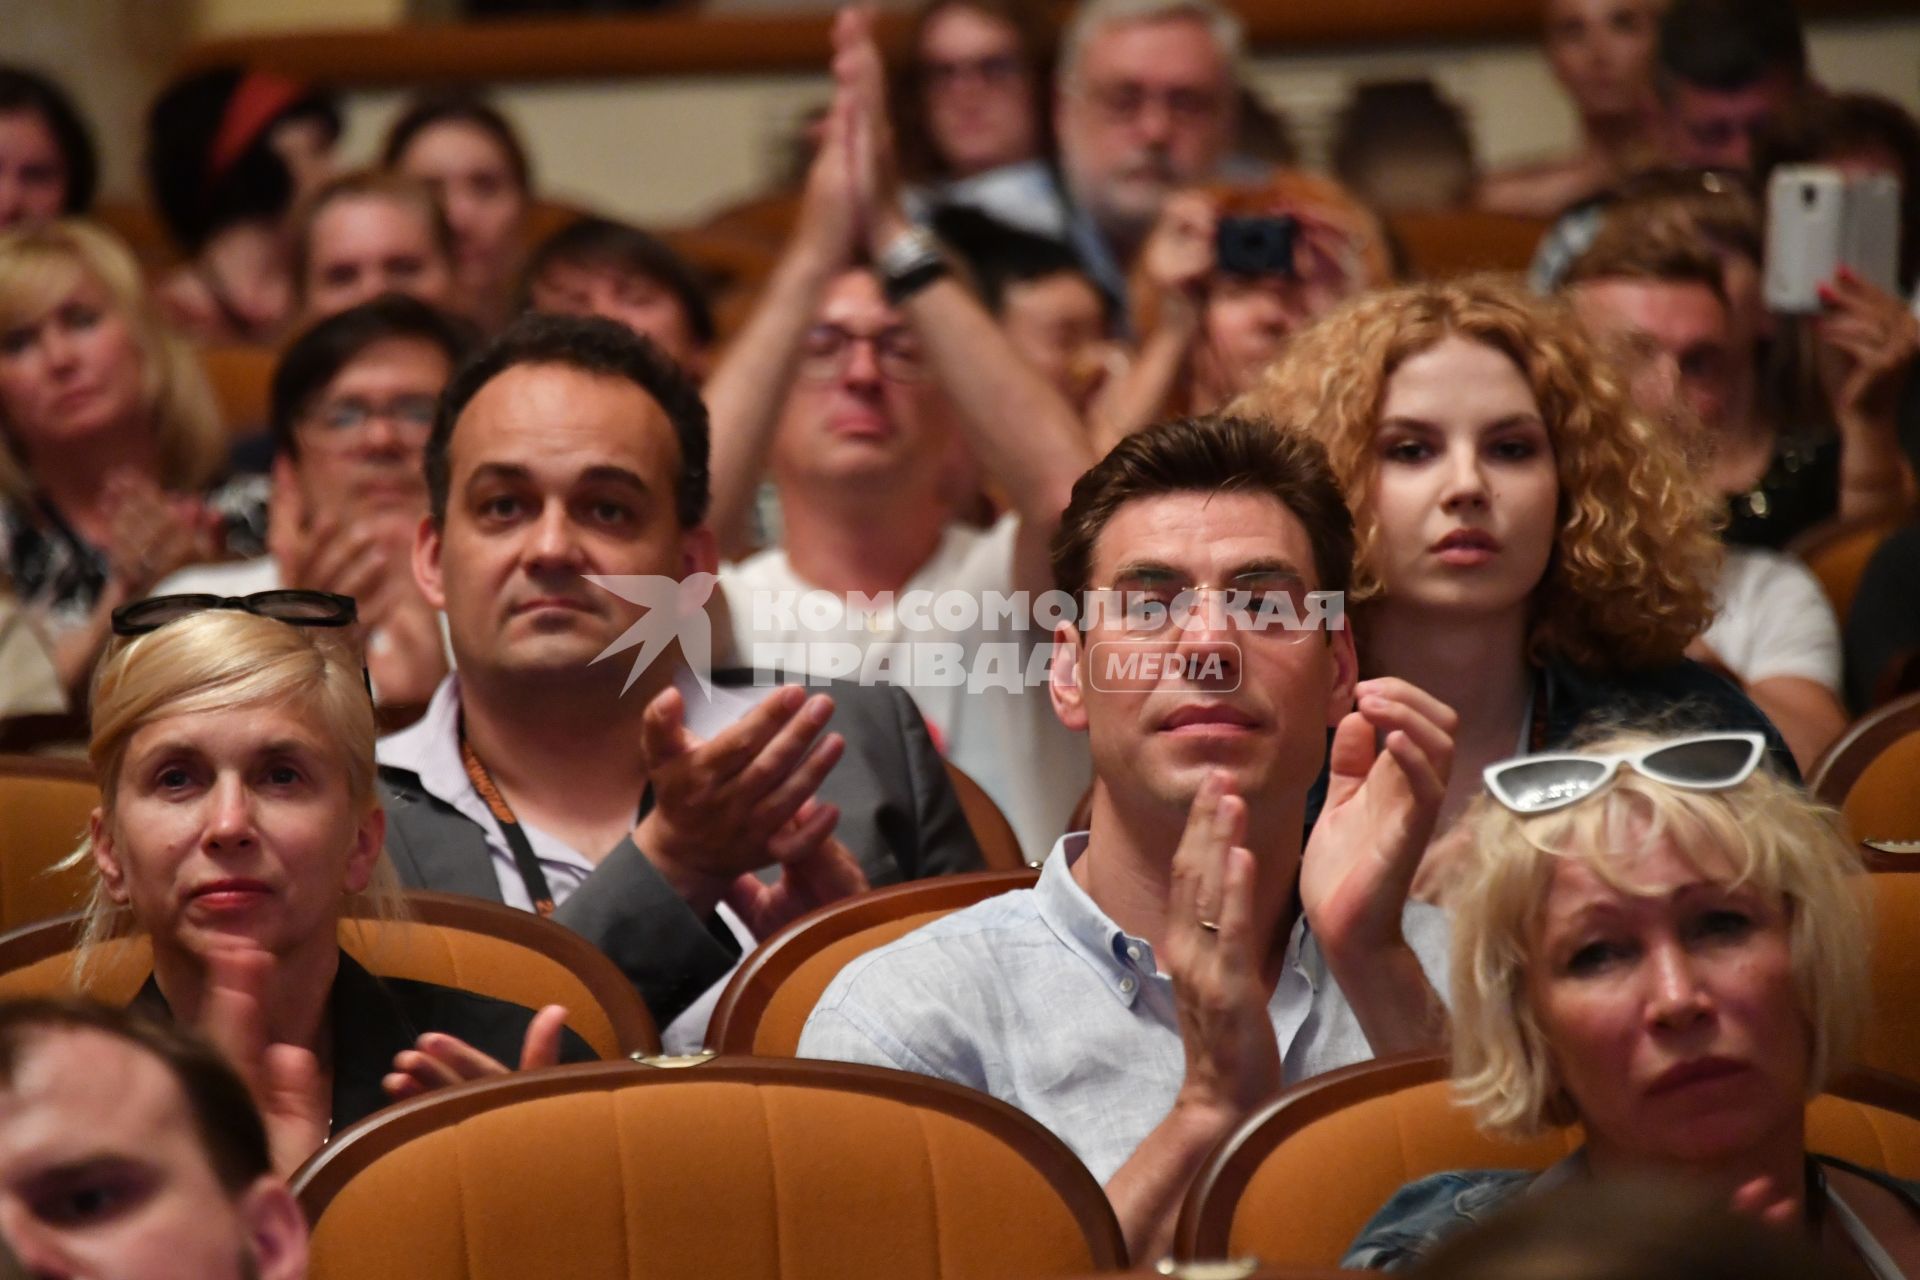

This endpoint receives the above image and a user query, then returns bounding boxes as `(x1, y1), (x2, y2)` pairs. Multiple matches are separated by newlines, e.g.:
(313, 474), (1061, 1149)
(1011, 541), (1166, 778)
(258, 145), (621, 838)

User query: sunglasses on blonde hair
(110, 589), (370, 696)
(111, 590), (357, 638)
(1482, 732), (1767, 815)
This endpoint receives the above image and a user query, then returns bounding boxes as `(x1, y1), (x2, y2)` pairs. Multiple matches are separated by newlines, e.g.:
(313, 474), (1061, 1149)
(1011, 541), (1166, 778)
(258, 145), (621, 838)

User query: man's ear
(90, 808), (130, 905)
(1324, 623), (1359, 728)
(238, 1177), (310, 1280)
(681, 524), (719, 578)
(1049, 622), (1089, 732)
(412, 514), (446, 612)
(343, 805), (386, 896)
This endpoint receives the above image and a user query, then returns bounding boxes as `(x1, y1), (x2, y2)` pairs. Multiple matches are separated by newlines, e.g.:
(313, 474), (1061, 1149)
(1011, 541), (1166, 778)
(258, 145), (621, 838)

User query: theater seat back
(0, 756), (98, 932)
(1790, 509), (1914, 625)
(1811, 692), (1920, 845)
(0, 894), (658, 1058)
(297, 1058), (1126, 1279)
(707, 870), (1037, 1055)
(1178, 1055), (1920, 1267)
(1862, 872), (1920, 1084)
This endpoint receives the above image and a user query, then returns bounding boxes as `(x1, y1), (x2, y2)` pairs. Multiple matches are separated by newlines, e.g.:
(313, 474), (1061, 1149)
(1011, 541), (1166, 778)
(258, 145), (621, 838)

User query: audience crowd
(1, 0), (1919, 1274)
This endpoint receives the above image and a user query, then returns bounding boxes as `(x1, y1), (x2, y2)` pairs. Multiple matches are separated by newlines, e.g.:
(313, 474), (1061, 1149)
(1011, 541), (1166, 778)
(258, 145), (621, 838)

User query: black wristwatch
(877, 226), (951, 306)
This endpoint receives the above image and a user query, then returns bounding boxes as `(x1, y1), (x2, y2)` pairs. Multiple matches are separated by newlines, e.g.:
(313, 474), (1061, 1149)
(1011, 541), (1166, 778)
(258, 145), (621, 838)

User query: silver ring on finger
(1196, 918), (1221, 933)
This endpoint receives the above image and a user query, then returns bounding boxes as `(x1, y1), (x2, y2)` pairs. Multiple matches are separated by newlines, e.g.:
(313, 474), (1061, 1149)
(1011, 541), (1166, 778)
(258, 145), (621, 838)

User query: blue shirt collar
(1032, 833), (1162, 1006)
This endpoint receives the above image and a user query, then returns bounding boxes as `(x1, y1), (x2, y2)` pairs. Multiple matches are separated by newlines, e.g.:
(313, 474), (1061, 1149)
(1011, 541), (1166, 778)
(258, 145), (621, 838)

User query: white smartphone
(1764, 165), (1901, 314)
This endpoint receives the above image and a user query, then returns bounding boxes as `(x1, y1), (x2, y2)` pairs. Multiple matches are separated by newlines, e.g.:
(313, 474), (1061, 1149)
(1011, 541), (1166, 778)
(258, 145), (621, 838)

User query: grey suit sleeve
(377, 773), (733, 1026)
(883, 683), (985, 878)
(802, 678), (983, 885)
(552, 837), (740, 1027)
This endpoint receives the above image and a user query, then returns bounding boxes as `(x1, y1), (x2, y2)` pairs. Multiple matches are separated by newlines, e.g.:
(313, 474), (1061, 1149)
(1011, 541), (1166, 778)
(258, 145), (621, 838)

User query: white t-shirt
(149, 557), (455, 695)
(1702, 546), (1843, 692)
(152, 556), (283, 598)
(720, 515), (1091, 862)
(0, 600), (63, 716)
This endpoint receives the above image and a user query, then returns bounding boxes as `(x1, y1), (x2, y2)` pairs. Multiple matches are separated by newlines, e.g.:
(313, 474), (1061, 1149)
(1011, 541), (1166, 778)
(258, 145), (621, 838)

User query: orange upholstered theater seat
(944, 760), (1029, 870)
(294, 1057), (1127, 1279)
(1861, 872), (1920, 1085)
(1790, 509), (1916, 626)
(1812, 692), (1920, 848)
(0, 892), (657, 1058)
(0, 755), (97, 932)
(1176, 1055), (1920, 1268)
(706, 868), (1036, 1055)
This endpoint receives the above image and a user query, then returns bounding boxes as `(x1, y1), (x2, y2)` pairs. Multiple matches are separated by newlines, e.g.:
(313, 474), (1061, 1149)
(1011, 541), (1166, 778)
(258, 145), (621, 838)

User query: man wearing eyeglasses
(1050, 0), (1243, 308)
(153, 295), (472, 707)
(705, 9), (1095, 860)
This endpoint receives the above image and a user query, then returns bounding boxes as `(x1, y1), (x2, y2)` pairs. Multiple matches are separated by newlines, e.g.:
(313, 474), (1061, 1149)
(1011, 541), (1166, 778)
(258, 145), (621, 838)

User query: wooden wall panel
(181, 0), (1914, 86)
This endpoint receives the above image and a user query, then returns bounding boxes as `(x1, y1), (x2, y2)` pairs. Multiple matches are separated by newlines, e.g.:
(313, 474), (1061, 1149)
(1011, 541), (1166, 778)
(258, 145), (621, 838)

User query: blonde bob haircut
(1234, 275), (1720, 671)
(0, 219), (224, 504)
(1448, 727), (1870, 1140)
(65, 609), (401, 968)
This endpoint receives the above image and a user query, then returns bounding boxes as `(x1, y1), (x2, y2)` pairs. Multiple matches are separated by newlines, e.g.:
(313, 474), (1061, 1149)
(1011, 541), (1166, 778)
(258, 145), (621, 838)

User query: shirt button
(1126, 945), (1142, 963)
(1119, 976), (1137, 994)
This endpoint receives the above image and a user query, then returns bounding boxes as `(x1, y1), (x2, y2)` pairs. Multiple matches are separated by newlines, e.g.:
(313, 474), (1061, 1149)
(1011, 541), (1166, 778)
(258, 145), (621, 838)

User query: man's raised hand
(725, 813), (872, 938)
(1165, 770), (1283, 1129)
(635, 683), (846, 914)
(1300, 677), (1454, 956)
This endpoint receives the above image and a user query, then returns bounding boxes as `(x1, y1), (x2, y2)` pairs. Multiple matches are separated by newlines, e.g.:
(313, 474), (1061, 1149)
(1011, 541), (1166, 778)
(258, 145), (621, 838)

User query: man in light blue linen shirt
(800, 415), (1457, 1259)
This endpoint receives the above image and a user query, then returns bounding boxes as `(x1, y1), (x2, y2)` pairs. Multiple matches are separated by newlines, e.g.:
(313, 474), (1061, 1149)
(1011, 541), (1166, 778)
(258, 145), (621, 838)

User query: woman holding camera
(75, 597), (593, 1172)
(1091, 172), (1393, 449)
(1344, 727), (1920, 1273)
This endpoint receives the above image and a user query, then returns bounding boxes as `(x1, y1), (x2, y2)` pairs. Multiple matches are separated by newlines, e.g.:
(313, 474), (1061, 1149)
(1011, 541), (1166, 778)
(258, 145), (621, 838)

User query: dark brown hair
(0, 999), (271, 1195)
(1562, 210), (1730, 305)
(892, 0), (1054, 182)
(381, 91), (532, 194)
(1413, 1177), (1828, 1280)
(518, 214), (716, 348)
(427, 310), (710, 529)
(1050, 414), (1354, 617)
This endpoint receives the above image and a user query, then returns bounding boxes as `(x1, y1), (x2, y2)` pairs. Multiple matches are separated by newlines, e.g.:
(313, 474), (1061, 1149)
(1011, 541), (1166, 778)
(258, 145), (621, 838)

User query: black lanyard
(458, 731), (557, 917)
(457, 725), (653, 918)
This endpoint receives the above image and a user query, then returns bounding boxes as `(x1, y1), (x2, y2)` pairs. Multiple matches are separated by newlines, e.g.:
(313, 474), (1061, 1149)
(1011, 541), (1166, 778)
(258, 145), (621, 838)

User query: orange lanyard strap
(458, 730), (556, 919)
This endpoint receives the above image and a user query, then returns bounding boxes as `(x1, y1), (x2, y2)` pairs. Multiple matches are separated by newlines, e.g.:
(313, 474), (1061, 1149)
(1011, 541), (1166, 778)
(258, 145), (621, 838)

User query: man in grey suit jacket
(380, 313), (983, 1029)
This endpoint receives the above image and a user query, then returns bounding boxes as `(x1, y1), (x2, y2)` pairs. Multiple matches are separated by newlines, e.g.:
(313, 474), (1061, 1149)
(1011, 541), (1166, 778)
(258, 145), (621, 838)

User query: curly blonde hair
(1449, 728), (1869, 1139)
(1233, 275), (1719, 671)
